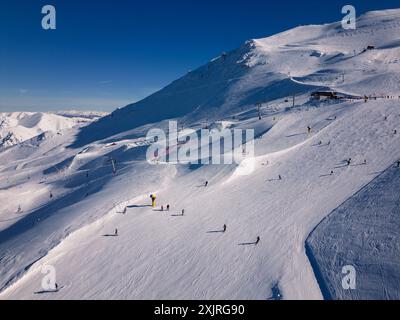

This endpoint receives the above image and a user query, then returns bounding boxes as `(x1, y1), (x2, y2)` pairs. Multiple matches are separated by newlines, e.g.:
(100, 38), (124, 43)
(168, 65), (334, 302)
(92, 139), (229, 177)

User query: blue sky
(1, 0), (399, 112)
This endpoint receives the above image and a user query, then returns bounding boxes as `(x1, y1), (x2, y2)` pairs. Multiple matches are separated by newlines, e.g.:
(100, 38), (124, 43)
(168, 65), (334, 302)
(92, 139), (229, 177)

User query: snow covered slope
(306, 162), (400, 300)
(0, 111), (107, 148)
(0, 9), (400, 300)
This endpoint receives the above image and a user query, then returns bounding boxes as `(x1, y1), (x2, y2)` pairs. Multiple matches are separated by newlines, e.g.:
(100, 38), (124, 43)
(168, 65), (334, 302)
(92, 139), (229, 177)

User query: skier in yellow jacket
(150, 194), (156, 207)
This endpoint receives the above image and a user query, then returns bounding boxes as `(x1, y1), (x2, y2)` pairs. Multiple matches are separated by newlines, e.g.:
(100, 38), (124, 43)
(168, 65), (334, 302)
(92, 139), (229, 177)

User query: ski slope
(306, 162), (400, 300)
(0, 9), (400, 300)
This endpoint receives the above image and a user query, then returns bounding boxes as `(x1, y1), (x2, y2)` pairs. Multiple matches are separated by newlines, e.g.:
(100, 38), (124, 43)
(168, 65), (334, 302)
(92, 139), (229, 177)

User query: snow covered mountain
(0, 111), (107, 148)
(0, 9), (400, 300)
(72, 9), (400, 147)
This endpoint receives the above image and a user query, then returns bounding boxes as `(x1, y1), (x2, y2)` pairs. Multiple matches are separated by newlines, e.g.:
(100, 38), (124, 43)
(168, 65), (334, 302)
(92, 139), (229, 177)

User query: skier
(49, 192), (53, 199)
(223, 224), (227, 233)
(150, 194), (156, 207)
(55, 283), (58, 291)
(16, 205), (22, 214)
(307, 126), (311, 134)
(161, 205), (164, 211)
(167, 204), (170, 211)
(394, 129), (397, 135)
(115, 229), (118, 236)
(347, 158), (352, 166)
(205, 181), (208, 187)
(330, 170), (334, 175)
(396, 160), (400, 168)
(181, 209), (185, 216)
(278, 175), (282, 180)
(255, 236), (260, 245)
(363, 159), (367, 165)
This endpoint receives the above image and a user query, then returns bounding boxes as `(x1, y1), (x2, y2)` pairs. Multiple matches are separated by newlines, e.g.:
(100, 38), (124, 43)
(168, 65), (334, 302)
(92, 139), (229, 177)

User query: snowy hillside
(0, 9), (400, 300)
(0, 111), (107, 148)
(306, 162), (400, 300)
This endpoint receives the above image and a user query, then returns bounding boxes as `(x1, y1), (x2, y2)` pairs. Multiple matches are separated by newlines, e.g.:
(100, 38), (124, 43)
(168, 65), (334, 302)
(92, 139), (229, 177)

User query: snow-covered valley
(0, 9), (400, 300)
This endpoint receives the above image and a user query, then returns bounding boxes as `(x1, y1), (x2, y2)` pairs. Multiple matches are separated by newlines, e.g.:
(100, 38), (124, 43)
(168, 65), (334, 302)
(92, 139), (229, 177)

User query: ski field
(0, 9), (400, 300)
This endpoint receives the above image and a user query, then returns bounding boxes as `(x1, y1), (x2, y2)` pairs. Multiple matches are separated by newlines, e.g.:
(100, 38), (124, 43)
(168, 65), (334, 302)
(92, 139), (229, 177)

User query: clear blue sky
(1, 0), (398, 112)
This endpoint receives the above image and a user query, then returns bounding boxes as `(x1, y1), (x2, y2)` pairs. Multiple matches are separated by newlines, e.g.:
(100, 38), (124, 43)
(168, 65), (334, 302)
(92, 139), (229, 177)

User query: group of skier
(160, 204), (170, 211)
(146, 194), (260, 244)
(110, 187), (261, 245)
